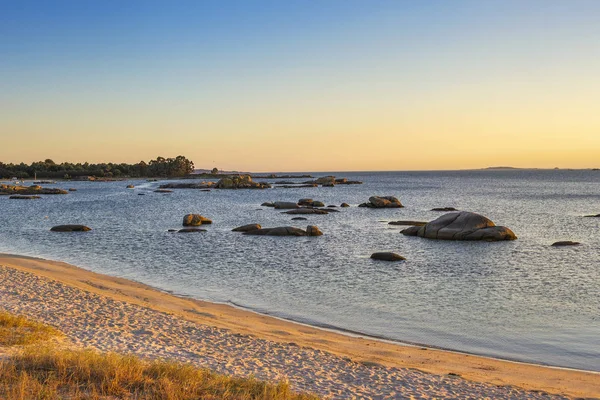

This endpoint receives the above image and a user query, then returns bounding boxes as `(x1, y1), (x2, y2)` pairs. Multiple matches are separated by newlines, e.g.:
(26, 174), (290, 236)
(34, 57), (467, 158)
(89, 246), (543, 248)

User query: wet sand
(0, 253), (598, 399)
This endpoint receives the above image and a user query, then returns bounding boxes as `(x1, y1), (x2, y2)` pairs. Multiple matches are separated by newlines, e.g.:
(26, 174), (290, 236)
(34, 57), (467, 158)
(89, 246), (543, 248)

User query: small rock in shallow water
(551, 241), (581, 247)
(51, 225), (91, 232)
(371, 252), (406, 261)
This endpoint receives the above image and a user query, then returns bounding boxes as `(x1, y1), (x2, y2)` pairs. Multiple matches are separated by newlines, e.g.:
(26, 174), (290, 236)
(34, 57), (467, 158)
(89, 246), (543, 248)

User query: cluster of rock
(401, 211), (517, 241)
(0, 184), (68, 196)
(260, 199), (348, 215)
(159, 175), (270, 190)
(300, 176), (363, 187)
(359, 196), (403, 208)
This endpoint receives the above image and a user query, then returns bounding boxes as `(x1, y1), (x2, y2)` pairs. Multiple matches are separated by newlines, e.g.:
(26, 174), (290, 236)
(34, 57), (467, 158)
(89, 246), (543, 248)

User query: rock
(215, 175), (271, 189)
(322, 183), (335, 187)
(431, 207), (458, 212)
(298, 198), (314, 206)
(178, 228), (207, 233)
(401, 211), (516, 241)
(552, 241), (581, 247)
(389, 221), (427, 226)
(311, 201), (325, 207)
(138, 193), (145, 196)
(306, 225), (323, 236)
(291, 217), (308, 220)
(279, 184), (318, 188)
(340, 203), (350, 208)
(371, 252), (406, 261)
(315, 176), (336, 185)
(50, 225), (91, 232)
(232, 224), (262, 232)
(327, 205), (337, 208)
(167, 229), (178, 232)
(359, 196), (403, 208)
(584, 214), (600, 218)
(275, 181), (295, 184)
(261, 202), (275, 207)
(244, 226), (309, 236)
(154, 189), (173, 193)
(9, 195), (41, 200)
(68, 188), (77, 192)
(183, 214), (212, 226)
(284, 209), (329, 215)
(274, 201), (299, 209)
(126, 185), (135, 189)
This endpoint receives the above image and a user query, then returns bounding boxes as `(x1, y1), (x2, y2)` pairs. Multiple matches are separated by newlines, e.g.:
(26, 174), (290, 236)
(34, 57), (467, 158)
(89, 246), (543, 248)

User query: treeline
(0, 156), (195, 179)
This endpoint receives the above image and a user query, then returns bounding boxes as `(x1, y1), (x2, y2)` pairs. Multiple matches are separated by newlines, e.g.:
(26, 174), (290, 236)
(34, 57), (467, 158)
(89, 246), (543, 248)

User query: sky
(1, 0), (599, 172)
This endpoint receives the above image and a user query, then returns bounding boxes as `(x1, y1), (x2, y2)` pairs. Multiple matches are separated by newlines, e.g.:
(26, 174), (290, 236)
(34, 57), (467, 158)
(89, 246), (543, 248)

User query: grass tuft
(0, 311), (61, 346)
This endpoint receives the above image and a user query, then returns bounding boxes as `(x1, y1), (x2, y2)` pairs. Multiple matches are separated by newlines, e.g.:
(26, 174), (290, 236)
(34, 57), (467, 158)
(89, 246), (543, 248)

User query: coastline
(0, 253), (598, 398)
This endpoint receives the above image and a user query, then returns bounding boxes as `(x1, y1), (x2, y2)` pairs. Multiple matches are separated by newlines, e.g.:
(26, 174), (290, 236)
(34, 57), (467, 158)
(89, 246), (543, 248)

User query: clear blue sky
(2, 1), (600, 170)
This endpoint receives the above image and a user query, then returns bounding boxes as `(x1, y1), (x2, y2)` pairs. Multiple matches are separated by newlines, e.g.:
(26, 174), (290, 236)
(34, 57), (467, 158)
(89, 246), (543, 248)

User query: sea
(1, 169), (599, 371)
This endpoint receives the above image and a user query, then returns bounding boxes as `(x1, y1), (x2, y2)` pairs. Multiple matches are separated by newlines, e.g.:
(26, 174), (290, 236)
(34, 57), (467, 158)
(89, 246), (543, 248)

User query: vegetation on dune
(0, 156), (195, 179)
(0, 311), (318, 400)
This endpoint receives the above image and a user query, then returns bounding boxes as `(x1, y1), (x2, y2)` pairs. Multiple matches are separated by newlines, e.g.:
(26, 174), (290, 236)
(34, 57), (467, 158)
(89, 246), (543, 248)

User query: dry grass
(0, 312), (318, 399)
(0, 311), (61, 347)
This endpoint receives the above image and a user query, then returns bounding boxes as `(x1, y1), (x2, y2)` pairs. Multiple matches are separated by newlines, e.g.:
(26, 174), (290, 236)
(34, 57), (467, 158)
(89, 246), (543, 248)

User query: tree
(211, 167), (219, 174)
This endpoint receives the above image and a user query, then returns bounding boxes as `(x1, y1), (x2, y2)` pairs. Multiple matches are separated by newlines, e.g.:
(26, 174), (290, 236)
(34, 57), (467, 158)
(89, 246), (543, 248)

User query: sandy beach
(0, 253), (597, 399)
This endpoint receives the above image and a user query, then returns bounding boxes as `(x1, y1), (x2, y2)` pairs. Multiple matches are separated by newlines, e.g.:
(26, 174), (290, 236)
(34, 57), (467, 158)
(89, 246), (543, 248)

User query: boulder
(50, 225), (91, 232)
(183, 214), (212, 226)
(306, 225), (323, 236)
(359, 196), (403, 208)
(431, 207), (458, 212)
(178, 228), (207, 233)
(274, 201), (299, 209)
(298, 198), (314, 206)
(232, 224), (262, 232)
(215, 175), (271, 189)
(388, 221), (427, 226)
(9, 195), (41, 200)
(340, 203), (350, 208)
(311, 201), (325, 207)
(126, 185), (135, 189)
(551, 241), (581, 247)
(371, 252), (406, 261)
(401, 211), (516, 241)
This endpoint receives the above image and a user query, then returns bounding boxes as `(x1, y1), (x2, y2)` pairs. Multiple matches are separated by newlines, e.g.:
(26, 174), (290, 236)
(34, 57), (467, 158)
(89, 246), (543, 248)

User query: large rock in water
(232, 224), (261, 232)
(215, 175), (271, 189)
(401, 211), (516, 241)
(243, 225), (324, 237)
(51, 225), (91, 232)
(359, 196), (403, 208)
(183, 214), (212, 226)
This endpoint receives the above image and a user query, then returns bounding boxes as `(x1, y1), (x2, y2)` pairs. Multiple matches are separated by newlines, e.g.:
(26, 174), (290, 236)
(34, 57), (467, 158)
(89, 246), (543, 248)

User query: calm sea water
(1, 170), (599, 371)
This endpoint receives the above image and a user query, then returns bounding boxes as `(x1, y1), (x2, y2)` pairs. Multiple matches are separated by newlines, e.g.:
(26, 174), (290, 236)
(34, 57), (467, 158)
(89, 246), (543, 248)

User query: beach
(0, 253), (597, 399)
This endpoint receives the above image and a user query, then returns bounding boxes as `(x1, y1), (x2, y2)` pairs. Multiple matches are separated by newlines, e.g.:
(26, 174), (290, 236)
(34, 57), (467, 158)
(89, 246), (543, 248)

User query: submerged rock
(551, 241), (581, 247)
(9, 195), (41, 200)
(183, 214), (212, 226)
(359, 196), (403, 208)
(431, 207), (458, 212)
(388, 221), (427, 226)
(232, 224), (262, 232)
(154, 189), (173, 193)
(274, 202), (300, 209)
(178, 228), (207, 233)
(401, 211), (516, 241)
(243, 225), (324, 237)
(51, 225), (91, 232)
(284, 209), (329, 215)
(291, 217), (308, 220)
(371, 252), (406, 261)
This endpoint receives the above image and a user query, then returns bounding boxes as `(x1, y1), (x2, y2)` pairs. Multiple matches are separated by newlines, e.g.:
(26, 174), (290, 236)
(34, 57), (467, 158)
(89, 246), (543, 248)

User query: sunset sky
(1, 1), (599, 172)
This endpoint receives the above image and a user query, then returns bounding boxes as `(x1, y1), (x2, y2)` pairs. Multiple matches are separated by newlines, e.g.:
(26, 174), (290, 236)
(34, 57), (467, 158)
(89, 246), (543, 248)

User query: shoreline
(0, 252), (598, 398)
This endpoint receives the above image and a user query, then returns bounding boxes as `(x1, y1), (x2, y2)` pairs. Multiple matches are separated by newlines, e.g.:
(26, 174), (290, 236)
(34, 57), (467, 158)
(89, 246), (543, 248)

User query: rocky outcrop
(50, 225), (91, 232)
(215, 175), (271, 189)
(183, 214), (212, 226)
(401, 211), (516, 241)
(371, 252), (406, 261)
(388, 221), (427, 226)
(232, 224), (261, 232)
(243, 225), (323, 237)
(0, 184), (68, 196)
(359, 196), (403, 208)
(551, 241), (581, 246)
(9, 195), (41, 200)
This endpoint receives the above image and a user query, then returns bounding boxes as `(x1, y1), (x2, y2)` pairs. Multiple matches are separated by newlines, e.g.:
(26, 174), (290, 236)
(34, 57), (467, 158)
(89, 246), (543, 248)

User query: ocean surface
(1, 170), (599, 371)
